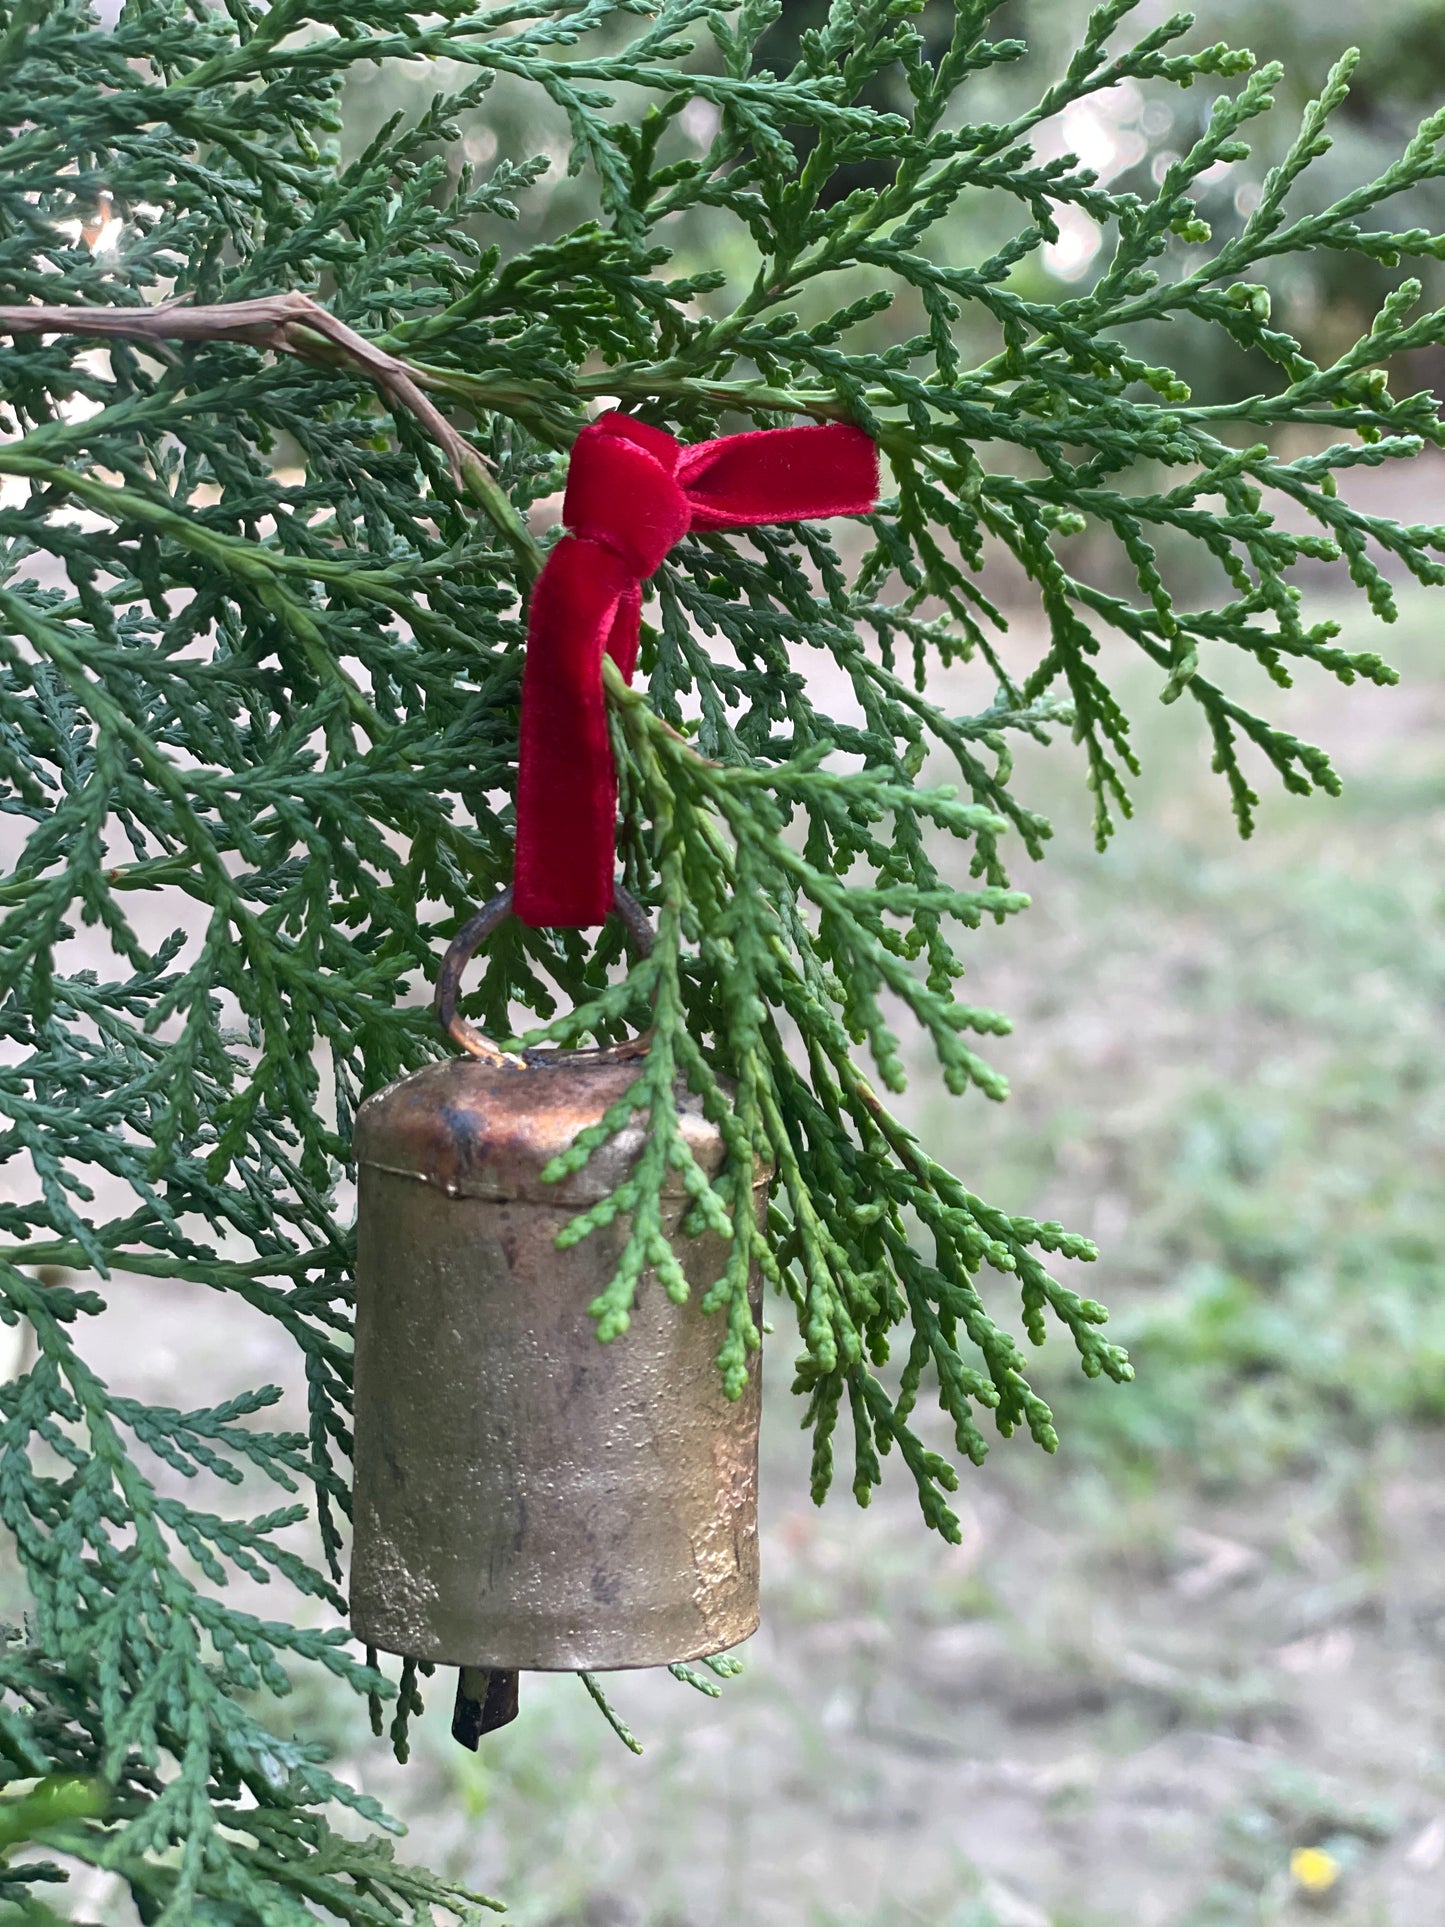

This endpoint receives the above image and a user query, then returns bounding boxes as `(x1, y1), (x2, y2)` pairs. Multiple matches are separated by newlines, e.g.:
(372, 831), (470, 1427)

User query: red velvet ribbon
(514, 410), (879, 927)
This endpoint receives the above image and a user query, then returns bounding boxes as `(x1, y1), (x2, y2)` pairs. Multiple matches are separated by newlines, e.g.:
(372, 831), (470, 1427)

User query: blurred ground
(16, 576), (1440, 1926)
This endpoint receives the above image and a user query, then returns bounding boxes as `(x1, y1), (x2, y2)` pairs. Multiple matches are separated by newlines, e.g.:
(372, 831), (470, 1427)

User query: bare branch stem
(0, 291), (547, 573)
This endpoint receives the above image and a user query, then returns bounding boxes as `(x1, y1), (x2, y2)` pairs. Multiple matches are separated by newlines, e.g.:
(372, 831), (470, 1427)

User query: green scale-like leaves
(0, 0), (1439, 1917)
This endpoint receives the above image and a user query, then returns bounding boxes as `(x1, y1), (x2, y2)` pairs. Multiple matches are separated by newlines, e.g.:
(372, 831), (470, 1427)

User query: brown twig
(0, 290), (477, 486)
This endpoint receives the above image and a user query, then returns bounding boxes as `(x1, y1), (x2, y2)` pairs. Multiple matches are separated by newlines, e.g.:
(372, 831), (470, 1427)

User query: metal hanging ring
(434, 883), (656, 1066)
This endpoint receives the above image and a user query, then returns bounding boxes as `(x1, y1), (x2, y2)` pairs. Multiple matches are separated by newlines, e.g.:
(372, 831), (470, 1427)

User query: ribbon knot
(514, 410), (879, 927)
(560, 414), (691, 577)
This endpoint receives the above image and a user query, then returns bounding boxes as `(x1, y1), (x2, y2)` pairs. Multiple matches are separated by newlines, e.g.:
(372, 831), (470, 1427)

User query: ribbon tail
(514, 535), (636, 928)
(605, 582), (643, 683)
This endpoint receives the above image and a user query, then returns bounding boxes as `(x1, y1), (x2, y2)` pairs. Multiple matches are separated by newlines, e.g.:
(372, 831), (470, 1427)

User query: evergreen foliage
(0, 0), (1439, 1917)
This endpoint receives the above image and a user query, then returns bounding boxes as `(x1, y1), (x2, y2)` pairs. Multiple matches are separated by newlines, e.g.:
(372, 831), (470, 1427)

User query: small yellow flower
(1290, 1846), (1341, 1894)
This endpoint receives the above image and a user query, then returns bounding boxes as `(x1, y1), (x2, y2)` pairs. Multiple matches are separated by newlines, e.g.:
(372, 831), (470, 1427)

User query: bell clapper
(452, 1667), (521, 1748)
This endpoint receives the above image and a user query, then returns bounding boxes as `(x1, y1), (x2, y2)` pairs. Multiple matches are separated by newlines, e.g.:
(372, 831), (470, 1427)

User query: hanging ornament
(349, 411), (878, 1742)
(349, 887), (770, 1740)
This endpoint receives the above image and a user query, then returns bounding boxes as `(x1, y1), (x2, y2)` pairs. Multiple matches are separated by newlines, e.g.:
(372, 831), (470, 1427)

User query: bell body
(349, 1051), (767, 1672)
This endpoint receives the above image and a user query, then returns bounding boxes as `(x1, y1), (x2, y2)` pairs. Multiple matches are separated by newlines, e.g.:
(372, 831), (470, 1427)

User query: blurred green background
(9, 4), (1445, 1923)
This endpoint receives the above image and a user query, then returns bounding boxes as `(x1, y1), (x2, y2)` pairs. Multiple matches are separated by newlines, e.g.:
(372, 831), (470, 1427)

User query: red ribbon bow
(513, 410), (880, 927)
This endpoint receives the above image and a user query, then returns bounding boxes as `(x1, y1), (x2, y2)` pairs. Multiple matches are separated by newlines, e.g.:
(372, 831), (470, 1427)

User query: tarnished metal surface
(351, 1051), (717, 1205)
(349, 1050), (768, 1672)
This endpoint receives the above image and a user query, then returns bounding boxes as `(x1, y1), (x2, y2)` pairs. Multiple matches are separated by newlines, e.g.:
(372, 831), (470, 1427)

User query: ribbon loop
(514, 411), (879, 928)
(679, 423), (880, 532)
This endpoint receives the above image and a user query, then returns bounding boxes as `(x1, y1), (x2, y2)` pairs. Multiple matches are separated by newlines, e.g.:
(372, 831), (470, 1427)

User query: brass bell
(349, 888), (768, 1742)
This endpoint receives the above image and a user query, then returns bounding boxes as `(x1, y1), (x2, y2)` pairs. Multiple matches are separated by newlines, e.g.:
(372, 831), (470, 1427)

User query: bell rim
(348, 1614), (762, 1675)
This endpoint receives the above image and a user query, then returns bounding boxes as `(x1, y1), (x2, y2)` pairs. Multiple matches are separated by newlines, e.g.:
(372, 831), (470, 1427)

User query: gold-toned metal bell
(348, 887), (768, 1738)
